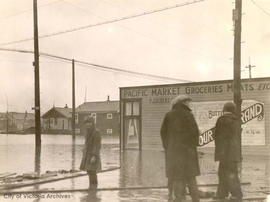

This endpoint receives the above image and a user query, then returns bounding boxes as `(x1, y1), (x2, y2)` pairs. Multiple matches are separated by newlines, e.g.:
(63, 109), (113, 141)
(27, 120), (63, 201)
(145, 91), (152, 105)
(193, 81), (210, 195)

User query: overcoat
(80, 127), (102, 172)
(214, 112), (241, 162)
(160, 102), (200, 180)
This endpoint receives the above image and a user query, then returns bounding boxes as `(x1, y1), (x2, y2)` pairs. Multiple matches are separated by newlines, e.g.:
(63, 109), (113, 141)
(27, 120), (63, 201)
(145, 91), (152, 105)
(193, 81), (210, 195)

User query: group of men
(79, 94), (243, 202)
(160, 95), (243, 202)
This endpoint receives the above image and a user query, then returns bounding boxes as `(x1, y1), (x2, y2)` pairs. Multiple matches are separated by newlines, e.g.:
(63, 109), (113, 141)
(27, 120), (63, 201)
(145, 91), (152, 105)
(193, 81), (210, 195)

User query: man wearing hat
(80, 116), (102, 189)
(161, 95), (200, 202)
(214, 102), (242, 201)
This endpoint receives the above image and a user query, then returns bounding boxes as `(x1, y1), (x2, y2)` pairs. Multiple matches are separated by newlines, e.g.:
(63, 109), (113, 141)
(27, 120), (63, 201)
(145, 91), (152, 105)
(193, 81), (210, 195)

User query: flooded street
(0, 134), (119, 174)
(0, 134), (269, 201)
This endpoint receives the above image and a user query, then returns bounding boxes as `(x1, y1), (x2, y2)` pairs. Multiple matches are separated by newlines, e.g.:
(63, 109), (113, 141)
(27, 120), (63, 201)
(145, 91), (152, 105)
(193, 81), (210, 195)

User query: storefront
(119, 77), (270, 154)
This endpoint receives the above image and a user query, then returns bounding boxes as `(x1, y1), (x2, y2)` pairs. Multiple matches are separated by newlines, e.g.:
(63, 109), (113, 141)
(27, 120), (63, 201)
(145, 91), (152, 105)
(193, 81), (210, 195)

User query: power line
(62, 0), (228, 63)
(41, 53), (191, 82)
(0, 47), (190, 82)
(0, 0), (64, 22)
(61, 0), (163, 46)
(250, 0), (270, 17)
(0, 0), (204, 47)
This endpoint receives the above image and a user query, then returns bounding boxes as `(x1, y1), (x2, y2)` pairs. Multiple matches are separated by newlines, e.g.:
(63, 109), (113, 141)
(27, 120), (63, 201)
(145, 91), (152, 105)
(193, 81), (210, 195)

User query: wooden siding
(120, 78), (270, 152)
(77, 112), (120, 136)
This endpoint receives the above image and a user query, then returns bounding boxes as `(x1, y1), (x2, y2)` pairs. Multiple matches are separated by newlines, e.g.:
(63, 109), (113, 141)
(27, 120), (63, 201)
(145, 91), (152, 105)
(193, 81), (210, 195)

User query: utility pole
(5, 95), (8, 135)
(72, 59), (76, 138)
(233, 0), (242, 160)
(245, 57), (255, 79)
(6, 111), (8, 135)
(33, 0), (41, 149)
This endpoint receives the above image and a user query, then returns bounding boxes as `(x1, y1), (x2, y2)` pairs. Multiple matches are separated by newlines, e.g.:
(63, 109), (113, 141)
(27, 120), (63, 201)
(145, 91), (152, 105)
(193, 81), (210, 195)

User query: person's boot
(173, 180), (185, 202)
(89, 173), (98, 189)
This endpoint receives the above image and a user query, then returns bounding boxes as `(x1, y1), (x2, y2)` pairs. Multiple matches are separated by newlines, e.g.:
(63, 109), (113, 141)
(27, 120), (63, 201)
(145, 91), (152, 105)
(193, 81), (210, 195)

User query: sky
(0, 0), (269, 113)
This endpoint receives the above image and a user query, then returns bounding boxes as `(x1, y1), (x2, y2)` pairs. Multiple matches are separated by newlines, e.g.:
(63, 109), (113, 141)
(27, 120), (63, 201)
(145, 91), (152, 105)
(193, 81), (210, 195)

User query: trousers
(87, 170), (98, 185)
(216, 161), (243, 199)
(173, 177), (200, 202)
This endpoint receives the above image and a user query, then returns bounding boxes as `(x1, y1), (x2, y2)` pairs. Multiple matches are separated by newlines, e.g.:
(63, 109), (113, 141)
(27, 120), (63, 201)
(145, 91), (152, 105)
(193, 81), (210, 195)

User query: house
(42, 105), (72, 134)
(76, 99), (119, 136)
(0, 111), (35, 134)
(0, 113), (8, 133)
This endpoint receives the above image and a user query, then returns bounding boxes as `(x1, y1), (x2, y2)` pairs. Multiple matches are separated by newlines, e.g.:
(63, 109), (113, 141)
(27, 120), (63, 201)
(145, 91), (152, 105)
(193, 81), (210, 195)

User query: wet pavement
(0, 135), (269, 201)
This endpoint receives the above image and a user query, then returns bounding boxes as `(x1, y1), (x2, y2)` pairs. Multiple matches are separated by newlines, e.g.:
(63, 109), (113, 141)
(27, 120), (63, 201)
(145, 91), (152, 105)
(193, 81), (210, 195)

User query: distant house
(42, 105), (72, 134)
(0, 112), (35, 133)
(0, 113), (8, 133)
(76, 99), (119, 136)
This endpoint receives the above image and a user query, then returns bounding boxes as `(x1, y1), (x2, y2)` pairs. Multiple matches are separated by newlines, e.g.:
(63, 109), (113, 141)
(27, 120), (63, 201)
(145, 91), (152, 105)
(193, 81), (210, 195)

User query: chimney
(107, 95), (110, 101)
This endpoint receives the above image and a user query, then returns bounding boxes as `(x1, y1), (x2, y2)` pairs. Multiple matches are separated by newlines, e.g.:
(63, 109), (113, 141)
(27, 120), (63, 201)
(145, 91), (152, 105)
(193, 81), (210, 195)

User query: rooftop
(76, 100), (119, 113)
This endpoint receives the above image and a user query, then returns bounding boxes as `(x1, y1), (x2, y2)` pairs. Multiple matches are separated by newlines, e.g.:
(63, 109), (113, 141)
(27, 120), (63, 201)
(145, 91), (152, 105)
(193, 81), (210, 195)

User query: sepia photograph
(0, 0), (269, 201)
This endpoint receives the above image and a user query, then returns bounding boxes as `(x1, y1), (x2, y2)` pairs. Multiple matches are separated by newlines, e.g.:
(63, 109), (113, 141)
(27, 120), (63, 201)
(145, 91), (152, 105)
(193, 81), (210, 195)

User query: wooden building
(76, 100), (119, 136)
(42, 105), (72, 134)
(119, 77), (270, 155)
(0, 112), (35, 133)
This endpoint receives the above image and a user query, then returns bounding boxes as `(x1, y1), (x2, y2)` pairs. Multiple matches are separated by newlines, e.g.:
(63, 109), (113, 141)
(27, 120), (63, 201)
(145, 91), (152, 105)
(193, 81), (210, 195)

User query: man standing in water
(80, 116), (102, 189)
(161, 95), (200, 202)
(214, 102), (242, 201)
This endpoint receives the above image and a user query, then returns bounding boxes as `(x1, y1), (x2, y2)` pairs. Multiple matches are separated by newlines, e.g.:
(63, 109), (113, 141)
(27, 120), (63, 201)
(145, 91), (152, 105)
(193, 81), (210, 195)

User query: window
(133, 102), (140, 115)
(124, 101), (140, 116)
(125, 102), (132, 116)
(107, 113), (113, 119)
(107, 129), (113, 134)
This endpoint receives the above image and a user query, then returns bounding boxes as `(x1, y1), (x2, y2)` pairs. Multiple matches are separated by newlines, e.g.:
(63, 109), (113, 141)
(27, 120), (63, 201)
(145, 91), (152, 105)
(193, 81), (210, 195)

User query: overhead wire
(0, 0), (64, 22)
(250, 0), (270, 17)
(0, 47), (190, 82)
(42, 0), (230, 63)
(0, 0), (204, 46)
(61, 0), (165, 45)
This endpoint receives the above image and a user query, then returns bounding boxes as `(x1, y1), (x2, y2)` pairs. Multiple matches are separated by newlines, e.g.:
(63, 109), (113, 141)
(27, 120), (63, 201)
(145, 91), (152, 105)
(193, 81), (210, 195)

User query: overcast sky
(0, 0), (269, 113)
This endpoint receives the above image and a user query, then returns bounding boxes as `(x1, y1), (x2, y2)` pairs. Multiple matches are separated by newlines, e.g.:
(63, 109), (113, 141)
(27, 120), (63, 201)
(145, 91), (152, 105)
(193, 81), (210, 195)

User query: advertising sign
(193, 100), (265, 147)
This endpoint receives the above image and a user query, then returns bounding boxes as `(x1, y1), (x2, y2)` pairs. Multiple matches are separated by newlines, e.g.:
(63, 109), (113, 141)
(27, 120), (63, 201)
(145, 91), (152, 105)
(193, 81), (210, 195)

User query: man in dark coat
(80, 116), (102, 189)
(161, 95), (200, 202)
(214, 102), (243, 201)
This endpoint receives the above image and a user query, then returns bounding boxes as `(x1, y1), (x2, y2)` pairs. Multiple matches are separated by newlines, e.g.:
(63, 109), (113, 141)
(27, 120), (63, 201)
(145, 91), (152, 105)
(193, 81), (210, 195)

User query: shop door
(123, 100), (141, 150)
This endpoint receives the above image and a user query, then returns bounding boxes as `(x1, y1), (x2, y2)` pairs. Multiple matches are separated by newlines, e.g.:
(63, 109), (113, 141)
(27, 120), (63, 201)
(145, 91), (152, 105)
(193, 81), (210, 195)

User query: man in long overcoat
(161, 95), (200, 202)
(80, 116), (102, 189)
(214, 102), (242, 201)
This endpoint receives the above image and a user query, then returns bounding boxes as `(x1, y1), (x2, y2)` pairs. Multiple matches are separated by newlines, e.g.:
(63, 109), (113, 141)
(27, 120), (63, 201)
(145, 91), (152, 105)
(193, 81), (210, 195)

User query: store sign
(195, 100), (265, 147)
(122, 82), (270, 100)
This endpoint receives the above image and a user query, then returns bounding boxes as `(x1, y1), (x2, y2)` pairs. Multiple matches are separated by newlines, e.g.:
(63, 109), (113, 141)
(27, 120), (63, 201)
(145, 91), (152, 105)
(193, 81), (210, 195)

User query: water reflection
(71, 136), (76, 189)
(80, 190), (101, 202)
(119, 151), (143, 187)
(35, 146), (41, 175)
(33, 146), (41, 202)
(1, 135), (269, 202)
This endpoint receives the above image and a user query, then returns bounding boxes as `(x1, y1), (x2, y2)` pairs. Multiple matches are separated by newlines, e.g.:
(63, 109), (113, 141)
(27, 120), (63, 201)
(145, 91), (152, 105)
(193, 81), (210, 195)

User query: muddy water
(0, 134), (119, 174)
(0, 134), (269, 202)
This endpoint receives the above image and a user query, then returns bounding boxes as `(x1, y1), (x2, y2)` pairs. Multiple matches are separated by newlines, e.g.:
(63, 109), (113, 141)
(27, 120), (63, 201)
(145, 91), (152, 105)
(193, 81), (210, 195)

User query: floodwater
(0, 134), (269, 202)
(0, 134), (119, 174)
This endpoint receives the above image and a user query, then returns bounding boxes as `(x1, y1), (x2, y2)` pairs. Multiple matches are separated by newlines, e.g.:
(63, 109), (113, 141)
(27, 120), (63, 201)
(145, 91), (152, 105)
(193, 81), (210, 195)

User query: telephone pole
(72, 59), (76, 138)
(233, 0), (242, 159)
(33, 0), (41, 149)
(245, 57), (255, 79)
